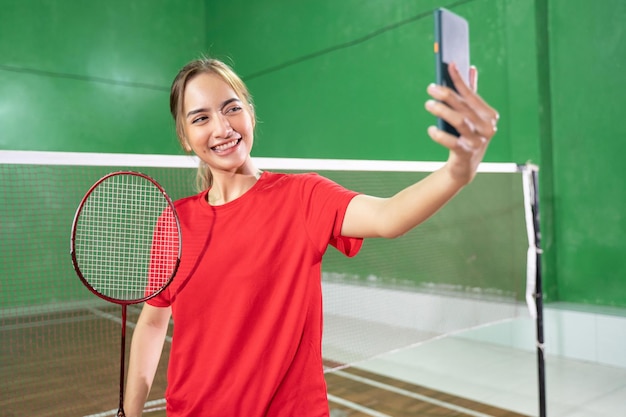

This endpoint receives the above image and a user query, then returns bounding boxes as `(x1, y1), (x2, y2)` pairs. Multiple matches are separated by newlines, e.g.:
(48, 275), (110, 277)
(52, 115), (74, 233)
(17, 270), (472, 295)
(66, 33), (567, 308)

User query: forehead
(183, 72), (239, 109)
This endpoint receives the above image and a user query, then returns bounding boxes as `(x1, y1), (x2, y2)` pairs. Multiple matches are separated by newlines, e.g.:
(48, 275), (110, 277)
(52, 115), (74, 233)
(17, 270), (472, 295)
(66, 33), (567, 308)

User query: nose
(214, 112), (233, 138)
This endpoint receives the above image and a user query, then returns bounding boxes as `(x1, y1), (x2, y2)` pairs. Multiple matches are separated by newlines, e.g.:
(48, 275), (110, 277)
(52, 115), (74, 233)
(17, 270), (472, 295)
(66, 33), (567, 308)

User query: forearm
(343, 162), (469, 239)
(378, 163), (467, 238)
(125, 306), (170, 417)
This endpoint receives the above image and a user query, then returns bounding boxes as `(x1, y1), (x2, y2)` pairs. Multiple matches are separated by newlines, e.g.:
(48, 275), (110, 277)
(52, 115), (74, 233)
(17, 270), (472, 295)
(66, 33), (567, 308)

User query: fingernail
(425, 99), (436, 109)
(427, 83), (439, 93)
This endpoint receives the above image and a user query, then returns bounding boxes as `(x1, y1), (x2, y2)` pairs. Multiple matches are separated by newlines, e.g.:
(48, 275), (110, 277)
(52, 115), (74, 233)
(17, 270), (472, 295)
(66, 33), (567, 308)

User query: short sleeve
(297, 174), (363, 258)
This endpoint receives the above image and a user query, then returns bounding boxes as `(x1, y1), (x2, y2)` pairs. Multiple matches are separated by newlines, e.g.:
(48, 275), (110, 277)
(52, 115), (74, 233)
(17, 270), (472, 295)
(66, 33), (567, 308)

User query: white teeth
(213, 139), (240, 152)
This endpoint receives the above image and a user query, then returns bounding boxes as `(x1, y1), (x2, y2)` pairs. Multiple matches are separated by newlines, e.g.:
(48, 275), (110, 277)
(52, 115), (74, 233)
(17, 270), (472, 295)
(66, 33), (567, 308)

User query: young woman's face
(182, 73), (255, 174)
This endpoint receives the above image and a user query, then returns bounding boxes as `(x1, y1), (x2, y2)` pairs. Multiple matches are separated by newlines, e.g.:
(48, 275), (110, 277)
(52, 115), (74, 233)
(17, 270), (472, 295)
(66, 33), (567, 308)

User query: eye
(224, 105), (243, 115)
(191, 115), (209, 124)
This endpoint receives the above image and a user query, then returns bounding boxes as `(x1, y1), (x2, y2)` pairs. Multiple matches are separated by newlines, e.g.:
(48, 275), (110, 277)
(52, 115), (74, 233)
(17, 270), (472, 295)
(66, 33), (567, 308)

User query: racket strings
(74, 173), (179, 302)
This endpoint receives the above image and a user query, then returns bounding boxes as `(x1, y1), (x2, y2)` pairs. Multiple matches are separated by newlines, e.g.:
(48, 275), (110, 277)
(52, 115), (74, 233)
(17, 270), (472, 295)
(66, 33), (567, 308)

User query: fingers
(448, 62), (474, 96)
(425, 98), (491, 148)
(426, 85), (496, 137)
(426, 63), (499, 146)
(449, 62), (499, 124)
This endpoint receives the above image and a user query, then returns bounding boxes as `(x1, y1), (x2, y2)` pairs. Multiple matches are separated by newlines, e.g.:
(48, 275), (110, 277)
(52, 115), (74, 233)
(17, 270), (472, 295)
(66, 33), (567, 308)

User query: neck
(207, 166), (262, 205)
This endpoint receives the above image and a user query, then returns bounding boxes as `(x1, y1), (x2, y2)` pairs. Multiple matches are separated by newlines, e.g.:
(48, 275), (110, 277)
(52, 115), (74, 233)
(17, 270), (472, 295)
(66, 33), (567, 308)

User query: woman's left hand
(424, 62), (499, 185)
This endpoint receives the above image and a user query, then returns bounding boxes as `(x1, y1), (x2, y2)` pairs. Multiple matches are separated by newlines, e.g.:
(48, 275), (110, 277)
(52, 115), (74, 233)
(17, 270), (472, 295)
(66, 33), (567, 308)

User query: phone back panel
(434, 8), (470, 136)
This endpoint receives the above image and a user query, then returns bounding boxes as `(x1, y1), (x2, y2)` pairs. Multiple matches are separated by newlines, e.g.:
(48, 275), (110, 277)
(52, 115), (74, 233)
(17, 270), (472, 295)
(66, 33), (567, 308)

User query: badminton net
(0, 150), (536, 416)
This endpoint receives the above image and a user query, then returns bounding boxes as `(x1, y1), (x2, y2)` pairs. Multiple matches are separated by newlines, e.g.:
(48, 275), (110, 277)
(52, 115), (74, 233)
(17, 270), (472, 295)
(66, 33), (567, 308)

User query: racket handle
(118, 304), (128, 417)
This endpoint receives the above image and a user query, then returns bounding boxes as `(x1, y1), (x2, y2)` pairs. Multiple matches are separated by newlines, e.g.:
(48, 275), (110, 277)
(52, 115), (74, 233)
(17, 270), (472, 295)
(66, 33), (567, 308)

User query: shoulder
(260, 172), (358, 209)
(173, 191), (206, 211)
(260, 172), (354, 197)
(266, 171), (338, 185)
(257, 171), (327, 190)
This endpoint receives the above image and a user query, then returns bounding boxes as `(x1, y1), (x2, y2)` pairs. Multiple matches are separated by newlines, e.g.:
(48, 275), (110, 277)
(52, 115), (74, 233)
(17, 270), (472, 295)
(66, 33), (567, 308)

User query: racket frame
(70, 170), (181, 305)
(69, 170), (182, 417)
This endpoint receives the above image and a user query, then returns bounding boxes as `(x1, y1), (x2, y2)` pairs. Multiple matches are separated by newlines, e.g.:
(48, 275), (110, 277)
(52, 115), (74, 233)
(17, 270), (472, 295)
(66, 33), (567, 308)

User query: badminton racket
(70, 171), (181, 417)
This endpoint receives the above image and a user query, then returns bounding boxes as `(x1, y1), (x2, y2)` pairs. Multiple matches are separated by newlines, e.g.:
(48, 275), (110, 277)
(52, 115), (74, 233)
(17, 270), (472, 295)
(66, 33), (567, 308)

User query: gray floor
(356, 336), (626, 417)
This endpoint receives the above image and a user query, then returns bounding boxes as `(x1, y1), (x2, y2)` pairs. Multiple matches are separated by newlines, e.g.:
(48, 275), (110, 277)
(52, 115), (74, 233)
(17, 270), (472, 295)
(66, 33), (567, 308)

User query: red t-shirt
(148, 172), (362, 416)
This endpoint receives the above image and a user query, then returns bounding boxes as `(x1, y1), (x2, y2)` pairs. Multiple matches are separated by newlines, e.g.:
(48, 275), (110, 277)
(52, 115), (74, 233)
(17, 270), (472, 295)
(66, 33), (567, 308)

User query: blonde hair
(170, 57), (255, 190)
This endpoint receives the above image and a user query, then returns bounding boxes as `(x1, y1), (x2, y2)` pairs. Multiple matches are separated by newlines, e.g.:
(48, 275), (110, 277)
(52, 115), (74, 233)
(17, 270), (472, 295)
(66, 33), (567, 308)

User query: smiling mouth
(211, 138), (241, 152)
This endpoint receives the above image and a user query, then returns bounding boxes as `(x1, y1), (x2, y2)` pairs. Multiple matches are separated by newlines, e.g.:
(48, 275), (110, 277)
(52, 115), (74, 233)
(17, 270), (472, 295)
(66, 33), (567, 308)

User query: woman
(125, 57), (498, 416)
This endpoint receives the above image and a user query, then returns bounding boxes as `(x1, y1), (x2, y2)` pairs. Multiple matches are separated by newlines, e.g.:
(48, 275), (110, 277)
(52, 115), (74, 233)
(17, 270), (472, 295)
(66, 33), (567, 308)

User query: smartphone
(434, 8), (470, 136)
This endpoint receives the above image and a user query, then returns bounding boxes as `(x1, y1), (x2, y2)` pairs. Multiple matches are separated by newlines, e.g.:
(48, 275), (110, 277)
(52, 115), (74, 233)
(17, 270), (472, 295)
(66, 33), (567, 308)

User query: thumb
(469, 65), (478, 92)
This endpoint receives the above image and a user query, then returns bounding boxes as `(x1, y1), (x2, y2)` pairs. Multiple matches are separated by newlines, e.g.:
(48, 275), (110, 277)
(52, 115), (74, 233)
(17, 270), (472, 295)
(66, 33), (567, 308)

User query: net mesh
(317, 169), (529, 368)
(0, 152), (531, 416)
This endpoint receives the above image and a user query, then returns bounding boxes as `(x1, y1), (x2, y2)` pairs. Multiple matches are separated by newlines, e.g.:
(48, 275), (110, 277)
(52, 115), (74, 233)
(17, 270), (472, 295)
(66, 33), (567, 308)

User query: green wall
(546, 0), (626, 304)
(1, 0), (624, 308)
(205, 0), (539, 163)
(0, 0), (205, 154)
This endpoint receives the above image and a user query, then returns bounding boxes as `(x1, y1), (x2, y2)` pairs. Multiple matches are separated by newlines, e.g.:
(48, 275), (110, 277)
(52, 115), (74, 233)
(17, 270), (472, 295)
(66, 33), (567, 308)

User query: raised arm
(342, 63), (499, 239)
(124, 303), (172, 417)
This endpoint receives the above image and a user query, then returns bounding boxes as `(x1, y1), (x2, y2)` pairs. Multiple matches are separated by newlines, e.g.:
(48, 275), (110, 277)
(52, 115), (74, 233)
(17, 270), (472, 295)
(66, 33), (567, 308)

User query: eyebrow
(186, 98), (242, 119)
